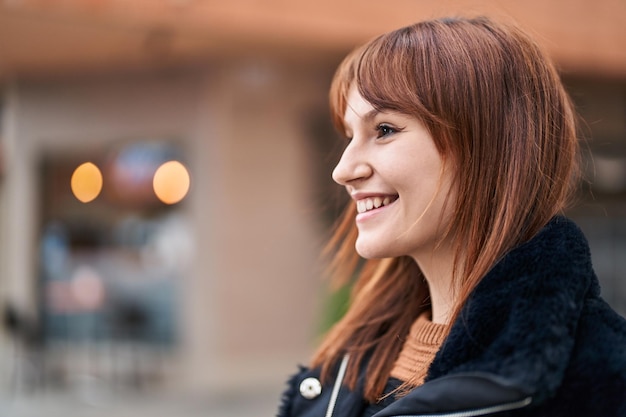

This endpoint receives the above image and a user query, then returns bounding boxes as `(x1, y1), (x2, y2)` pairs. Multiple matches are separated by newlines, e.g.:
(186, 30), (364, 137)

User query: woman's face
(332, 86), (457, 261)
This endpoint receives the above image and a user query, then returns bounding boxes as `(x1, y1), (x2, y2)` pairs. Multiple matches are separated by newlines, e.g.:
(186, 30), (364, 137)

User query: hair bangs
(328, 46), (363, 136)
(329, 27), (443, 139)
(355, 26), (442, 135)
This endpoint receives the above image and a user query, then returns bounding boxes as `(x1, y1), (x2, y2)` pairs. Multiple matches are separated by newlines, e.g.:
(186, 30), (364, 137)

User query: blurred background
(0, 0), (625, 416)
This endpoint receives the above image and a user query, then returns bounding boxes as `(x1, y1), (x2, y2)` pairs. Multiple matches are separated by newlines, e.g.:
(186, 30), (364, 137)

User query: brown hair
(312, 16), (580, 402)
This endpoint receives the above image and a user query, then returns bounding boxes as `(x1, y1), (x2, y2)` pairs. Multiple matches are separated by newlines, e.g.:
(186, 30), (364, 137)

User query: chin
(355, 239), (393, 260)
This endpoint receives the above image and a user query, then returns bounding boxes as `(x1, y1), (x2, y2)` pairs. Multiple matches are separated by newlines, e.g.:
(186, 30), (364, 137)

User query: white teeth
(356, 196), (395, 214)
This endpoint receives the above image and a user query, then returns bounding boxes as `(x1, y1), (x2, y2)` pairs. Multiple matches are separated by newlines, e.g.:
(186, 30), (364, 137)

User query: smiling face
(332, 86), (457, 261)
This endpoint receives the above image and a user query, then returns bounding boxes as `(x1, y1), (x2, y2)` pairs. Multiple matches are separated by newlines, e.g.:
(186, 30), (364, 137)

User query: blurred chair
(2, 302), (44, 395)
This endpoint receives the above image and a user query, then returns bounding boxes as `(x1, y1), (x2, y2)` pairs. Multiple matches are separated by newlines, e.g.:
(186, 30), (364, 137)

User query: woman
(278, 16), (626, 417)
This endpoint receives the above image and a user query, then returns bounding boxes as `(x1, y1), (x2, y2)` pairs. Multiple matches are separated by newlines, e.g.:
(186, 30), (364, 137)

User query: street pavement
(0, 385), (282, 417)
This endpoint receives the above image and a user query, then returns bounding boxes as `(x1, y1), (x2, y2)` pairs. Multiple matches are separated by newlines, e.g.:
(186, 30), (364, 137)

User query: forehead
(345, 86), (373, 115)
(344, 86), (418, 132)
(343, 86), (376, 126)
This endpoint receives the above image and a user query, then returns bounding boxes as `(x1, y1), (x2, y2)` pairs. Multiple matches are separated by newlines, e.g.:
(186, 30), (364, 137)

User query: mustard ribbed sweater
(390, 312), (447, 385)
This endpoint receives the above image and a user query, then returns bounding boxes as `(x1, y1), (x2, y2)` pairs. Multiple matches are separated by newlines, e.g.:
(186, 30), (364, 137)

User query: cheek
(394, 169), (441, 201)
(390, 150), (441, 182)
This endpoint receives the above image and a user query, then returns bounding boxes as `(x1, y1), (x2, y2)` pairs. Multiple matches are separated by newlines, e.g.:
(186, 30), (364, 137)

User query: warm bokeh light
(71, 162), (103, 203)
(153, 160), (190, 204)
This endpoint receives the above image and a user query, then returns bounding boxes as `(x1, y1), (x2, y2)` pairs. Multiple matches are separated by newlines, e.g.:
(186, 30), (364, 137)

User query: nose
(332, 141), (372, 186)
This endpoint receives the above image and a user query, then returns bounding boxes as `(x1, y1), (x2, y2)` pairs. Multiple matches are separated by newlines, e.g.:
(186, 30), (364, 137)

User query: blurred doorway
(36, 140), (192, 391)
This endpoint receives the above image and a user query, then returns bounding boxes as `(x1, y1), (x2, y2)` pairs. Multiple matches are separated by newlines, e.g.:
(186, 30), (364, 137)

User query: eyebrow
(360, 108), (380, 122)
(343, 107), (385, 136)
(345, 108), (379, 129)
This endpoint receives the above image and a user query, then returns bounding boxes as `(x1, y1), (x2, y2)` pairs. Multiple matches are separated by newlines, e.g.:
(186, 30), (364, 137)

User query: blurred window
(38, 141), (192, 347)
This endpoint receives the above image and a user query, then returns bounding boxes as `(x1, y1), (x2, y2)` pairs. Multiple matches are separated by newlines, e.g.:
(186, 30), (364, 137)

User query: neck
(412, 246), (459, 325)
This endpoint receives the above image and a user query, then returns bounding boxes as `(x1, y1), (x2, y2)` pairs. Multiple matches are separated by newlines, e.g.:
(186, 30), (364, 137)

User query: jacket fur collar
(279, 217), (626, 417)
(379, 216), (626, 416)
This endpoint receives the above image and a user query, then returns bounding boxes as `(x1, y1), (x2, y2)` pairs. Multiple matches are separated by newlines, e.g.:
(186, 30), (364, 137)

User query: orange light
(71, 162), (103, 203)
(153, 160), (190, 204)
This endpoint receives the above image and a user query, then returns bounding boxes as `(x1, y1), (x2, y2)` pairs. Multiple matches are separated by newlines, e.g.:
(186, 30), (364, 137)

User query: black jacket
(278, 217), (626, 417)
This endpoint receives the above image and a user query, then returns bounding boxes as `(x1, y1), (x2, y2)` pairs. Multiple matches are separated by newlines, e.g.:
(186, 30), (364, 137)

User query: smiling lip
(352, 193), (399, 219)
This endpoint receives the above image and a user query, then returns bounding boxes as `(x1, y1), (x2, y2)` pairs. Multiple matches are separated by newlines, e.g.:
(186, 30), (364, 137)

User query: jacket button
(299, 377), (322, 399)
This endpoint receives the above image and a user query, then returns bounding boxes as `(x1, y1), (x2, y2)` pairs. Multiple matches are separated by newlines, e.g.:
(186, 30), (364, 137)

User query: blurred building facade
(0, 0), (625, 402)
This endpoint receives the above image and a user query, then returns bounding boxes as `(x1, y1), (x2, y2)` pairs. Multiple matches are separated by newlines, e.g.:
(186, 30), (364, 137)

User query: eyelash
(343, 123), (402, 143)
(376, 123), (400, 138)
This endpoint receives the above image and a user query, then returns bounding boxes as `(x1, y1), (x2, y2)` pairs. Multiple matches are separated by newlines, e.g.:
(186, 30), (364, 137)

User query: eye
(376, 123), (399, 138)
